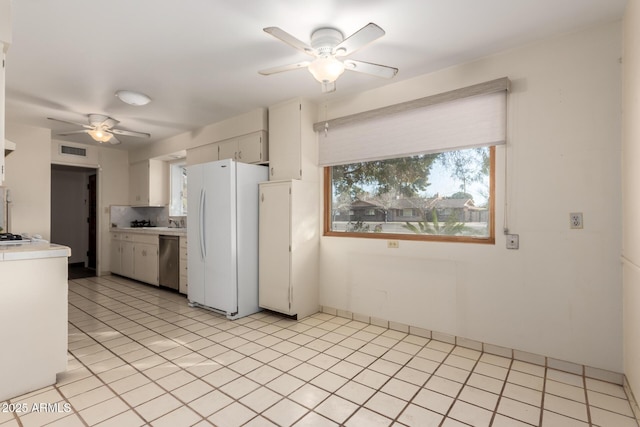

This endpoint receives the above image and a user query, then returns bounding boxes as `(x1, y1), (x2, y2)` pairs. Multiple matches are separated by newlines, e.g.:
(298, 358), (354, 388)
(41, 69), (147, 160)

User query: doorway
(88, 174), (97, 269)
(51, 164), (98, 278)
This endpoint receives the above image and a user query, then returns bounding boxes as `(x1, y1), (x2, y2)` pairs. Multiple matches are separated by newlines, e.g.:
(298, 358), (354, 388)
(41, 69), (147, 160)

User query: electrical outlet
(506, 234), (519, 249)
(387, 240), (399, 249)
(570, 212), (583, 229)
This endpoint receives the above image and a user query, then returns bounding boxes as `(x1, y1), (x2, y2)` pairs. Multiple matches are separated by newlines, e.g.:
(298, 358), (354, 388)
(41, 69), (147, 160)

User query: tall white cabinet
(259, 180), (319, 319)
(260, 97), (320, 319)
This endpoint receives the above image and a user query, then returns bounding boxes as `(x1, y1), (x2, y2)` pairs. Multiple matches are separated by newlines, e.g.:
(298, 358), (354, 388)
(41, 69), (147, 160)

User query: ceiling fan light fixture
(308, 56), (345, 83)
(115, 90), (151, 106)
(88, 129), (113, 143)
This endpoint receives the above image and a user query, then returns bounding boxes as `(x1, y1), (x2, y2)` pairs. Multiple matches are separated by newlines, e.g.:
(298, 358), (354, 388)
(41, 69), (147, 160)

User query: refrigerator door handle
(199, 188), (206, 259)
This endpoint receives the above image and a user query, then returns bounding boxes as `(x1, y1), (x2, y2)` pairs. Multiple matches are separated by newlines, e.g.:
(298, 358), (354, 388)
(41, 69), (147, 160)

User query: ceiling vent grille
(60, 145), (87, 157)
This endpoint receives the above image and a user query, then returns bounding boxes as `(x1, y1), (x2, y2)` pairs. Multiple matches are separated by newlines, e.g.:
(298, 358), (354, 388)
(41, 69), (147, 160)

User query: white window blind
(316, 78), (509, 166)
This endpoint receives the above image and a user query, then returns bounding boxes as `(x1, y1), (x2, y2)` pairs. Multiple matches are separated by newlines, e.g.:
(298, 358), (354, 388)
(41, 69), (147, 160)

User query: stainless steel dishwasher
(159, 235), (180, 291)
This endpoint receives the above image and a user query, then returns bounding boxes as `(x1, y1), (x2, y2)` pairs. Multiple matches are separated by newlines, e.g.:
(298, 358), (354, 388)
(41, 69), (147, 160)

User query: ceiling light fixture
(88, 128), (113, 143)
(115, 90), (151, 106)
(307, 56), (345, 85)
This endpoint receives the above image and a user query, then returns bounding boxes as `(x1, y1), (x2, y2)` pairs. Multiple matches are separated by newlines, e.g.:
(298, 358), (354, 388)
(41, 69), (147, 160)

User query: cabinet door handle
(270, 167), (274, 176)
(199, 189), (206, 259)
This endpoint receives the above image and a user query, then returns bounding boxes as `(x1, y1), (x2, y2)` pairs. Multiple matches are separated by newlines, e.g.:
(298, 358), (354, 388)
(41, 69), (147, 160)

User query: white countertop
(0, 242), (71, 261)
(111, 227), (187, 236)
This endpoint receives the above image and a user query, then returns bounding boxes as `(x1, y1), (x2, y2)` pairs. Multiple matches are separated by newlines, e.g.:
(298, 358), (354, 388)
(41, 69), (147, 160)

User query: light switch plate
(387, 240), (399, 249)
(570, 212), (583, 229)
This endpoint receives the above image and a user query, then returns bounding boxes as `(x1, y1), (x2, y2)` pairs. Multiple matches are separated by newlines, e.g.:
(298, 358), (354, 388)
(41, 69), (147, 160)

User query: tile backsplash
(110, 205), (174, 228)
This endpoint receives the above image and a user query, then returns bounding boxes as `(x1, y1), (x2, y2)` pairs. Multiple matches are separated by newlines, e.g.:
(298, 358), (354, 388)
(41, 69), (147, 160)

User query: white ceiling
(5, 0), (628, 150)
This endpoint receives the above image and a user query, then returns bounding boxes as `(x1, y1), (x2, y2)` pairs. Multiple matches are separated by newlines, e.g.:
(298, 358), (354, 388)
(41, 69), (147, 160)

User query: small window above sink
(170, 161), (187, 216)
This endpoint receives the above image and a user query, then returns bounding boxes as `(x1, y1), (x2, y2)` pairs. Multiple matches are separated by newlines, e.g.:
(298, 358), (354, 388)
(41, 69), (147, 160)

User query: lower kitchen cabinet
(121, 240), (135, 278)
(111, 232), (159, 286)
(135, 242), (159, 285)
(258, 180), (319, 319)
(110, 232), (123, 275)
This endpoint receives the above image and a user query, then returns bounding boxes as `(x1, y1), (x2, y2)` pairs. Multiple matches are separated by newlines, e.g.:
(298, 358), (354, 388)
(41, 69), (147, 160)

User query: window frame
(323, 146), (496, 244)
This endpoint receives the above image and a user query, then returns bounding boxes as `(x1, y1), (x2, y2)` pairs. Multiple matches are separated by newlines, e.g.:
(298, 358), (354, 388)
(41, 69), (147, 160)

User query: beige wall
(623, 0), (640, 406)
(319, 22), (623, 372)
(5, 124), (52, 239)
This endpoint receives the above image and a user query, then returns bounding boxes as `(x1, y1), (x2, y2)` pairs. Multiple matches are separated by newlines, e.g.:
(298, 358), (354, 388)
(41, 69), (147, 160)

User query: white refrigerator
(187, 159), (267, 319)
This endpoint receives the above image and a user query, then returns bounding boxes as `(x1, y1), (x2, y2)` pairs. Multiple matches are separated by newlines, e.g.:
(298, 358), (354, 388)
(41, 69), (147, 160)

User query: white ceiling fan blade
(47, 117), (92, 129)
(259, 61), (311, 75)
(334, 23), (385, 57)
(56, 130), (91, 136)
(344, 59), (398, 78)
(108, 134), (121, 145)
(110, 128), (150, 138)
(263, 27), (315, 56)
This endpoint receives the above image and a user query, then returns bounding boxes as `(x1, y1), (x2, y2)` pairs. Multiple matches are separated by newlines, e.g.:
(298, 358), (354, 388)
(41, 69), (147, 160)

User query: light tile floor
(1, 275), (638, 427)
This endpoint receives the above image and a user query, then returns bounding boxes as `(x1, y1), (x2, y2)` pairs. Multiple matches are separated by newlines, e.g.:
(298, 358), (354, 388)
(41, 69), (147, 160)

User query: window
(325, 146), (495, 243)
(317, 78), (508, 244)
(169, 161), (187, 216)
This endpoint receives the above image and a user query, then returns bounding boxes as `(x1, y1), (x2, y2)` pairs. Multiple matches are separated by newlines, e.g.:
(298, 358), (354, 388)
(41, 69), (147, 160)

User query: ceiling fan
(259, 22), (398, 93)
(47, 114), (150, 145)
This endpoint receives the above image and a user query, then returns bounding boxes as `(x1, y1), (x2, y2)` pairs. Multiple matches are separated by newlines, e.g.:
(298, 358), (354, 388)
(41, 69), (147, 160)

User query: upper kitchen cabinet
(268, 98), (317, 181)
(186, 143), (219, 166)
(0, 0), (10, 47)
(187, 131), (268, 167)
(0, 0), (11, 183)
(0, 49), (5, 183)
(217, 131), (268, 164)
(129, 159), (168, 207)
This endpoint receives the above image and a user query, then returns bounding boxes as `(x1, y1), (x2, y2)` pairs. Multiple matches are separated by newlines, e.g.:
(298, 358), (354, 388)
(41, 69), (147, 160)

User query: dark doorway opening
(88, 173), (97, 269)
(51, 164), (98, 278)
